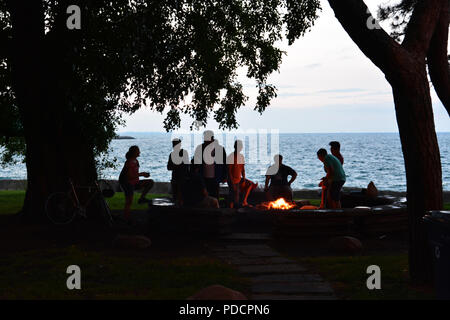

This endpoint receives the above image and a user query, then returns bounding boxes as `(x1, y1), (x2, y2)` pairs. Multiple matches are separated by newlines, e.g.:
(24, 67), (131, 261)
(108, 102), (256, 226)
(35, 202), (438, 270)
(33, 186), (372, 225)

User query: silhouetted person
(167, 138), (190, 206)
(329, 141), (344, 165)
(239, 178), (258, 207)
(193, 130), (227, 200)
(264, 154), (297, 201)
(317, 148), (346, 209)
(227, 140), (245, 208)
(119, 146), (154, 222)
(320, 141), (344, 208)
(182, 162), (219, 208)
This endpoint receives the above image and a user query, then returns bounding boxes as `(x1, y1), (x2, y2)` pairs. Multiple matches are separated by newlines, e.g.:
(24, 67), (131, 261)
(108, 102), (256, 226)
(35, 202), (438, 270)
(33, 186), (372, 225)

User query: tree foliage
(0, 0), (321, 166)
(377, 0), (418, 41)
(0, 2), (24, 165)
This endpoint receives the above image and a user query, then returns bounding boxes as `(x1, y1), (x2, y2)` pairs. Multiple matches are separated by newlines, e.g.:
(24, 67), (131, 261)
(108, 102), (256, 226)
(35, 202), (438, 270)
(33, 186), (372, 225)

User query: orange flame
(267, 198), (296, 210)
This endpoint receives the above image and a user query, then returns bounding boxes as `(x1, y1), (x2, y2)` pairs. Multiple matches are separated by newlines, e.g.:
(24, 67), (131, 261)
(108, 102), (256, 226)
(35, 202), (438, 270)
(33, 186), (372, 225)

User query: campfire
(257, 198), (297, 211)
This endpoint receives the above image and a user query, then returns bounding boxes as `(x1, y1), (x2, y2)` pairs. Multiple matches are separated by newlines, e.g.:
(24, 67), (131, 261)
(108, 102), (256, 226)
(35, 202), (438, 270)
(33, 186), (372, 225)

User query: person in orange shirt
(227, 140), (245, 208)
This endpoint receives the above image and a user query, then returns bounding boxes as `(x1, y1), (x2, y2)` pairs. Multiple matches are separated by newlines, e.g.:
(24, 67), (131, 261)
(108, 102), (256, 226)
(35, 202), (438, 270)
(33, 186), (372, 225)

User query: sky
(118, 0), (450, 134)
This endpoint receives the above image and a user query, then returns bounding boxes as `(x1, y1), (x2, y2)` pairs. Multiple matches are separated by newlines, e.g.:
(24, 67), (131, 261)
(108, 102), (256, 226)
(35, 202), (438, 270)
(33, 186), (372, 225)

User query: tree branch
(327, 0), (407, 76)
(427, 1), (450, 116)
(402, 0), (444, 58)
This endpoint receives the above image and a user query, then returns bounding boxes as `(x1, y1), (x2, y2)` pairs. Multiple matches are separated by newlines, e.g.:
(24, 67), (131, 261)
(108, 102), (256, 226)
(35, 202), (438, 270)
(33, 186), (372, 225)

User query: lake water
(1, 132), (449, 191)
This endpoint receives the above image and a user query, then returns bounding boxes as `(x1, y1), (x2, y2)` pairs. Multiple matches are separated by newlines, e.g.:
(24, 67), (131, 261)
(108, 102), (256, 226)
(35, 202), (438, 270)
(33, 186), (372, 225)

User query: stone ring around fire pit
(236, 192), (408, 238)
(146, 192), (408, 238)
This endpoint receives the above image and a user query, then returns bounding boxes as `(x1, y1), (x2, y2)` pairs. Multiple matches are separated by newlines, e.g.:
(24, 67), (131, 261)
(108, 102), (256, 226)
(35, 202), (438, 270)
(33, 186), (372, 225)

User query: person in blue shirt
(317, 148), (346, 209)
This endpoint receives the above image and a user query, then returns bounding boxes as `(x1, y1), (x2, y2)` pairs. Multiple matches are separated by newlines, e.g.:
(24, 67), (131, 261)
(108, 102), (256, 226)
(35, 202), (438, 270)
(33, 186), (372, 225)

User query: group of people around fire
(118, 130), (346, 221)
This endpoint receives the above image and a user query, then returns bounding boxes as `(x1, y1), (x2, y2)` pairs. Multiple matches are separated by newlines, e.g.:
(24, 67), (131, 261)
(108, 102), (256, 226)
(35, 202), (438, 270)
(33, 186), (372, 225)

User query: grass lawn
(0, 190), (28, 215)
(297, 254), (434, 300)
(302, 198), (321, 207)
(0, 190), (170, 215)
(0, 190), (250, 299)
(0, 246), (247, 299)
(1, 191), (448, 215)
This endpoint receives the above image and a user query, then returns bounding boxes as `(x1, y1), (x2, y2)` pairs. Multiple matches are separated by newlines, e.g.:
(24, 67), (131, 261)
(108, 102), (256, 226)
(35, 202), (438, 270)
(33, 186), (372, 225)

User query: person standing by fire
(227, 139), (248, 208)
(319, 141), (344, 208)
(167, 138), (190, 206)
(193, 130), (227, 200)
(264, 154), (297, 201)
(317, 148), (346, 209)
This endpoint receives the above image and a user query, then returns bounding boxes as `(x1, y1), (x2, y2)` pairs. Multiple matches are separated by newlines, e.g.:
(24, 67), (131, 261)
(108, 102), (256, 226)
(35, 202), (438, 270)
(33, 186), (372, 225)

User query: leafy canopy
(377, 0), (418, 41)
(0, 0), (320, 164)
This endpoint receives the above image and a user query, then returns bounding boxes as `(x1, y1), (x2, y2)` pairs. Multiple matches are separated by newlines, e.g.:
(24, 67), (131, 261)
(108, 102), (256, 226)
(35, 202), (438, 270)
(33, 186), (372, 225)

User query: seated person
(182, 165), (219, 209)
(167, 138), (190, 206)
(264, 154), (297, 201)
(317, 148), (346, 209)
(119, 146), (154, 221)
(239, 178), (258, 207)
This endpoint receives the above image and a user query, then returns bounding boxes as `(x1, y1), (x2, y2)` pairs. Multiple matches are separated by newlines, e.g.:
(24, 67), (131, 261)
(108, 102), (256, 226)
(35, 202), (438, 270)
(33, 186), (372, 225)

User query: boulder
(366, 181), (378, 198)
(187, 285), (247, 300)
(113, 234), (152, 249)
(329, 236), (363, 255)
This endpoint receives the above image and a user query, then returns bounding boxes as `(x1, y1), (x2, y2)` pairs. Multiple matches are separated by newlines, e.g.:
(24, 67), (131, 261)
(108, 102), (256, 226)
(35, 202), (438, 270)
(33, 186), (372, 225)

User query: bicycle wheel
(45, 192), (77, 225)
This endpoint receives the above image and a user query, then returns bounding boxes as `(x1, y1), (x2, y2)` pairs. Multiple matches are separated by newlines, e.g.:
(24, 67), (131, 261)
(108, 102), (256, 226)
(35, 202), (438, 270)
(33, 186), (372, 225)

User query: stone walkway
(208, 234), (336, 300)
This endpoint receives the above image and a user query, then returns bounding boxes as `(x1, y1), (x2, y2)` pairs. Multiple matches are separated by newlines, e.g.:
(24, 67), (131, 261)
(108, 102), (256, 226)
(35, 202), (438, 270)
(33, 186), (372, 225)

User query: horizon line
(117, 131), (450, 134)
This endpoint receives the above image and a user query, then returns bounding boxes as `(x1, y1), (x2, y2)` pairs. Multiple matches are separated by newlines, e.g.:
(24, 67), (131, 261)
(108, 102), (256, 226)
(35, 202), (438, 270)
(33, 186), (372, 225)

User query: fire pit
(147, 192), (408, 238)
(256, 198), (301, 211)
(237, 193), (408, 238)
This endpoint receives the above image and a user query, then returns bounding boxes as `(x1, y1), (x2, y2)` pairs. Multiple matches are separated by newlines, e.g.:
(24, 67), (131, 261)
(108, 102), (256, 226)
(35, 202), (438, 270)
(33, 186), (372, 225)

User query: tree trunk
(326, 0), (445, 284)
(427, 0), (450, 116)
(21, 129), (98, 222)
(7, 0), (99, 223)
(389, 64), (443, 284)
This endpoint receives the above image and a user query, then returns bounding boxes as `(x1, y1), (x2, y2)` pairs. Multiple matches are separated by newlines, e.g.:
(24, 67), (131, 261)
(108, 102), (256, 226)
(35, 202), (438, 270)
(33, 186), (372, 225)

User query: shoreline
(1, 179), (449, 202)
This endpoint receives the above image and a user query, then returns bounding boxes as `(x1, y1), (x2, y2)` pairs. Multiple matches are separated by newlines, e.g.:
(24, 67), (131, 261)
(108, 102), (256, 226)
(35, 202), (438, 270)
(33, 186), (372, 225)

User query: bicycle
(45, 179), (115, 226)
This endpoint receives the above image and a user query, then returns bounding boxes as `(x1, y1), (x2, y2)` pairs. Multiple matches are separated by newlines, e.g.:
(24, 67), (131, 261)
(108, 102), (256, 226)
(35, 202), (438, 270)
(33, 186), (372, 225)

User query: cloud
(119, 0), (449, 133)
(277, 92), (310, 97)
(315, 88), (365, 94)
(304, 63), (322, 69)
